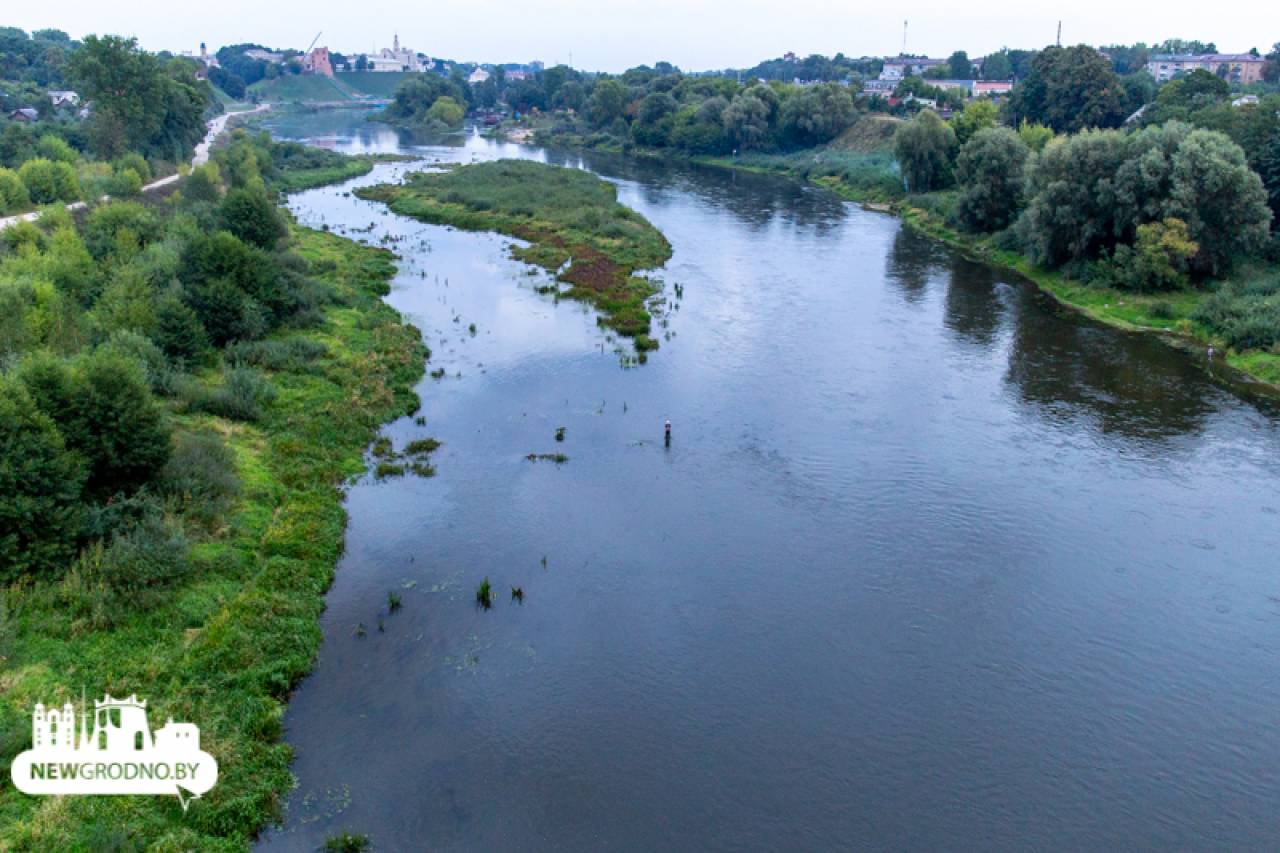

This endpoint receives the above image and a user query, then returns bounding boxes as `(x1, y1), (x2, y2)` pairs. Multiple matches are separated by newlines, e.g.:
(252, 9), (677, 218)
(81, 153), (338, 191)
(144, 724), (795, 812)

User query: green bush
(1193, 275), (1280, 350)
(113, 152), (152, 184)
(0, 167), (29, 213)
(184, 162), (222, 204)
(0, 376), (86, 580)
(160, 431), (240, 526)
(93, 510), (191, 596)
(219, 185), (287, 250)
(82, 201), (162, 259)
(36, 135), (77, 164)
(225, 337), (327, 371)
(17, 157), (80, 204)
(72, 349), (173, 493)
(194, 366), (277, 421)
(99, 329), (174, 394)
(152, 290), (212, 367)
(108, 167), (144, 198)
(1105, 218), (1199, 292)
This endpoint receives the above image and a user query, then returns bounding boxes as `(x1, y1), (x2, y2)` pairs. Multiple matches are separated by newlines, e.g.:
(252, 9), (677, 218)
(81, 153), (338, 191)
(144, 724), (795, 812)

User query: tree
(955, 127), (1029, 232)
(153, 290), (211, 366)
(1009, 45), (1128, 133)
(0, 376), (85, 580)
(722, 91), (772, 150)
(355, 54), (369, 72)
(72, 349), (171, 493)
(893, 109), (957, 192)
(17, 157), (79, 203)
(425, 96), (465, 128)
(219, 185), (286, 250)
(68, 35), (208, 160)
(948, 51), (973, 79)
(0, 167), (30, 213)
(1265, 43), (1280, 83)
(1018, 129), (1130, 266)
(383, 75), (467, 127)
(1107, 218), (1198, 291)
(950, 99), (998, 145)
(982, 51), (1013, 81)
(588, 79), (628, 128)
(1166, 129), (1272, 275)
(1017, 120), (1054, 152)
(779, 83), (856, 148)
(184, 162), (223, 204)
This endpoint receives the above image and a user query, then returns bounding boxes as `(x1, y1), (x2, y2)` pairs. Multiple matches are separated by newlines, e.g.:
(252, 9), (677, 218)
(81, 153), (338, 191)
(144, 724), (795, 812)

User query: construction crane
(305, 31), (323, 55)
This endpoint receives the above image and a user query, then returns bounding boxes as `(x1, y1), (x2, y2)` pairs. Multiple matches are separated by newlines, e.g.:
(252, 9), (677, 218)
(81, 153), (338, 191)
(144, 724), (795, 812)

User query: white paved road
(0, 102), (270, 231)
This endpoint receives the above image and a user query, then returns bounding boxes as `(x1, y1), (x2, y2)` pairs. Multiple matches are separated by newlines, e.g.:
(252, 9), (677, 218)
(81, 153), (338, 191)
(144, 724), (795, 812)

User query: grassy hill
(248, 74), (356, 102)
(335, 71), (417, 98)
(830, 114), (902, 153)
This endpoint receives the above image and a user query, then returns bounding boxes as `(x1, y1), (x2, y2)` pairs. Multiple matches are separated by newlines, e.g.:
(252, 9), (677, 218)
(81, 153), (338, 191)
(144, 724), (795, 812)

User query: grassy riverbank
(524, 118), (1279, 390)
(694, 143), (1278, 389)
(356, 159), (671, 346)
(0, 226), (425, 849)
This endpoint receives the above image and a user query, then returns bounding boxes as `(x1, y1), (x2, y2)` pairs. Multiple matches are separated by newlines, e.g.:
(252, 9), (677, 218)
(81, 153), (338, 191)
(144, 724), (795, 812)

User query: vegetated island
(356, 159), (672, 349)
(235, 132), (418, 192)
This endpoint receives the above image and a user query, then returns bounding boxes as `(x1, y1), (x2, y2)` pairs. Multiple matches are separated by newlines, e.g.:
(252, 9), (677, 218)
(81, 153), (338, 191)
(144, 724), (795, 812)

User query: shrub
(1107, 218), (1199, 292)
(893, 110), (957, 193)
(98, 329), (173, 394)
(0, 377), (86, 580)
(159, 431), (240, 526)
(108, 167), (144, 198)
(322, 833), (371, 853)
(1193, 275), (1280, 350)
(153, 290), (212, 367)
(219, 185), (287, 250)
(184, 162), (222, 204)
(955, 127), (1029, 233)
(224, 337), (327, 372)
(194, 366), (277, 421)
(69, 348), (172, 493)
(18, 157), (80, 204)
(93, 510), (191, 596)
(0, 167), (29, 213)
(82, 201), (161, 259)
(113, 152), (151, 184)
(36, 134), (77, 164)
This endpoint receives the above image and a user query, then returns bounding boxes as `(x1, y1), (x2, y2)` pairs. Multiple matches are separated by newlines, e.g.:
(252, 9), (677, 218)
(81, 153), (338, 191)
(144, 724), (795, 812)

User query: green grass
(0, 226), (426, 849)
(274, 158), (375, 193)
(356, 160), (672, 339)
(333, 72), (417, 99)
(248, 75), (355, 103)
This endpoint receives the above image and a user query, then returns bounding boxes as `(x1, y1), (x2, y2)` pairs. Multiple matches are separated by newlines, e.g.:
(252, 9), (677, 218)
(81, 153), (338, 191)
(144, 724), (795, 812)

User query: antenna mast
(1056, 21), (1062, 47)
(902, 20), (908, 56)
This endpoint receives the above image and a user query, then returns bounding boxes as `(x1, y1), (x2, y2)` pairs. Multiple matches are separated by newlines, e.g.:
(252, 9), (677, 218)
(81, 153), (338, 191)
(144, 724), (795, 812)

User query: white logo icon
(10, 693), (218, 810)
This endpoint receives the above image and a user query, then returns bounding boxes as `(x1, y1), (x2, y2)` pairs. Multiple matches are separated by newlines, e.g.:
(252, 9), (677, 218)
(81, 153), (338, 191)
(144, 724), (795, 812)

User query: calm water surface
(256, 110), (1280, 851)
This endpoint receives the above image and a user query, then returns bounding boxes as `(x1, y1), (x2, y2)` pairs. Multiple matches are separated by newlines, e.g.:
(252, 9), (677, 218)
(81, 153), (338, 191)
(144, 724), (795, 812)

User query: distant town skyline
(4, 1), (1273, 72)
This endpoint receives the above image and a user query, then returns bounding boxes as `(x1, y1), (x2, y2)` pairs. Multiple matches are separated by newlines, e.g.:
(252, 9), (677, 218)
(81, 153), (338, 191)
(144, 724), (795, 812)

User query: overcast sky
(6, 0), (1273, 72)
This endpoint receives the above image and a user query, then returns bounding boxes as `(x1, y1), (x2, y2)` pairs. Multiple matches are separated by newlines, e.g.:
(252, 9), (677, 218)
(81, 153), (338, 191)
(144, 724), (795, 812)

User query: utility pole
(1056, 21), (1062, 47)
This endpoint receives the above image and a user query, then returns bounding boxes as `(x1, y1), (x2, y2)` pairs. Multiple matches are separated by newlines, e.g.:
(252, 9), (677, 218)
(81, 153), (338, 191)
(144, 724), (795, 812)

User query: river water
(256, 109), (1280, 851)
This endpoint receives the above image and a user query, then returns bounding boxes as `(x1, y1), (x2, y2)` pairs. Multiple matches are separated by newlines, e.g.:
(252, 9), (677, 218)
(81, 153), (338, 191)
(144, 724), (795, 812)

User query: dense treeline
(0, 34), (215, 214)
(0, 130), (325, 583)
(894, 99), (1278, 349)
(380, 73), (469, 130)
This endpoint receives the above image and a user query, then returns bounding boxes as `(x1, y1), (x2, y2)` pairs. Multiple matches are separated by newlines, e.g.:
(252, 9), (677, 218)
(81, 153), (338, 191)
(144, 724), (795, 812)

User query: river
(256, 109), (1280, 851)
